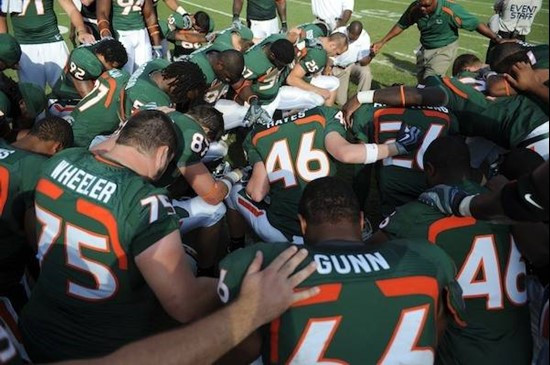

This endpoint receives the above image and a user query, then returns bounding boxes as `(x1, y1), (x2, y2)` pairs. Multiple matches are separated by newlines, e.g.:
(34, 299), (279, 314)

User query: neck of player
(101, 145), (157, 180)
(303, 222), (363, 246)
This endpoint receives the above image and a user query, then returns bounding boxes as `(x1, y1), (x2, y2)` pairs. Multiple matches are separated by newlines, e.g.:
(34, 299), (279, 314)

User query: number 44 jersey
(219, 240), (466, 364)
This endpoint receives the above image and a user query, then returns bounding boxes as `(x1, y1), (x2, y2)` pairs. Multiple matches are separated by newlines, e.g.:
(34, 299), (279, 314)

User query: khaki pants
(333, 64), (373, 105)
(416, 40), (459, 83)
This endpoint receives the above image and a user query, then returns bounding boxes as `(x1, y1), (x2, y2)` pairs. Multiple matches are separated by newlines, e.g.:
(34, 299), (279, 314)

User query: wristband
(458, 195), (475, 217)
(357, 90), (375, 104)
(233, 14), (240, 21)
(364, 143), (379, 164)
(176, 6), (187, 15)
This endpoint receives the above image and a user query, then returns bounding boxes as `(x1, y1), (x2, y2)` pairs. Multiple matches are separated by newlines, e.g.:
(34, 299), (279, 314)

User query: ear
(52, 141), (63, 154)
(425, 161), (436, 178)
(156, 145), (171, 169)
(298, 214), (307, 236)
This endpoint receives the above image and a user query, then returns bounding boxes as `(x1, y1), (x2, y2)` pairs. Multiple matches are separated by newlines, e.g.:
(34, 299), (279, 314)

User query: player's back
(381, 180), (532, 364)
(124, 59), (171, 117)
(244, 107), (343, 237)
(353, 103), (459, 214)
(220, 239), (464, 364)
(20, 147), (178, 361)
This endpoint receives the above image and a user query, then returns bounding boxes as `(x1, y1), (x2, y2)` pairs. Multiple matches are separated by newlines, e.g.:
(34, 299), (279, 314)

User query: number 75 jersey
(219, 240), (466, 364)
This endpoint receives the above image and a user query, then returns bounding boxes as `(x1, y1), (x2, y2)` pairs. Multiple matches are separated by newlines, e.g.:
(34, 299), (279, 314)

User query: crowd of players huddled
(0, 0), (548, 364)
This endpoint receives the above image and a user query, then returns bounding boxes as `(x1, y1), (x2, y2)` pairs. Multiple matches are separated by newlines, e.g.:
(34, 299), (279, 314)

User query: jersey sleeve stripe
(427, 216), (477, 243)
(36, 178), (64, 200)
(442, 77), (468, 99)
(270, 318), (281, 363)
(376, 276), (440, 310)
(295, 115), (327, 128)
(291, 283), (342, 308)
(0, 166), (10, 215)
(252, 126), (280, 146)
(76, 198), (128, 270)
(103, 76), (118, 108)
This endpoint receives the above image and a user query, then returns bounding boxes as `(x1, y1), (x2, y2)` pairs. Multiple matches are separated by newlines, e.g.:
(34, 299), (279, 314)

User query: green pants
(416, 40), (459, 83)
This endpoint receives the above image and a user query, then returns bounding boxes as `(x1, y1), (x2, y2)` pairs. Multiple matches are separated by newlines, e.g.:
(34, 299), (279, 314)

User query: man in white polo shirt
(312, 0), (354, 32)
(331, 21), (373, 105)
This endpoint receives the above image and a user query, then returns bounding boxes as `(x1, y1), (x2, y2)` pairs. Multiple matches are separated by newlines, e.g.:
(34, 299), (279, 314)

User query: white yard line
(394, 51), (416, 60)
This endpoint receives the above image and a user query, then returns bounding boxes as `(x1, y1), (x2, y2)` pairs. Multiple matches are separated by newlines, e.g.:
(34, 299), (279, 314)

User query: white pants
(214, 97), (280, 130)
(277, 75), (339, 111)
(48, 99), (79, 119)
(18, 41), (69, 90)
(521, 121), (549, 161)
(249, 17), (279, 41)
(202, 141), (229, 163)
(226, 184), (303, 244)
(172, 196), (226, 234)
(118, 29), (152, 74)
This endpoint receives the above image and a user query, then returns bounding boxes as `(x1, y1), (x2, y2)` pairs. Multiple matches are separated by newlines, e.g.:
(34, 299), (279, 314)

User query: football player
(232, 0), (287, 42)
(19, 111), (219, 362)
(225, 106), (422, 245)
(0, 0), (94, 89)
(0, 117), (73, 313)
(287, 21), (329, 43)
(279, 32), (348, 109)
(163, 11), (214, 61)
(219, 176), (466, 364)
(371, 136), (532, 364)
(97, 0), (162, 73)
(208, 25), (255, 53)
(350, 102), (459, 215)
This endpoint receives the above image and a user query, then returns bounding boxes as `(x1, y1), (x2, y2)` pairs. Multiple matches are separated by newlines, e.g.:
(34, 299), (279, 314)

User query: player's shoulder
(168, 111), (205, 137)
(105, 68), (131, 82)
(389, 238), (457, 277)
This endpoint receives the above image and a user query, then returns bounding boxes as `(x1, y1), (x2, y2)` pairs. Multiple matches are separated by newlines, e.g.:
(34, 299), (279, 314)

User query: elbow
(245, 186), (266, 203)
(286, 75), (299, 87)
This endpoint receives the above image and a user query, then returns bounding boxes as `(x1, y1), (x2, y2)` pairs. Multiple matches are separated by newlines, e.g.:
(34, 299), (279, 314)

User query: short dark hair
(194, 11), (211, 33)
(489, 42), (530, 74)
(186, 104), (224, 142)
(28, 116), (74, 149)
(452, 53), (481, 76)
(117, 110), (178, 156)
(424, 136), (470, 178)
(270, 39), (295, 65)
(219, 50), (245, 83)
(328, 32), (348, 48)
(94, 38), (128, 69)
(348, 21), (363, 37)
(299, 177), (360, 226)
(162, 61), (207, 107)
(500, 148), (544, 180)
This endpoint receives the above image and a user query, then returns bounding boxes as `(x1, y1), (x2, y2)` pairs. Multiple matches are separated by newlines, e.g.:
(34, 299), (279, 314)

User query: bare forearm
(97, 0), (112, 36)
(381, 24), (404, 44)
(476, 23), (499, 41)
(144, 2), (161, 46)
(0, 14), (7, 33)
(338, 9), (352, 27)
(275, 0), (286, 24)
(233, 0), (244, 16)
(372, 86), (447, 106)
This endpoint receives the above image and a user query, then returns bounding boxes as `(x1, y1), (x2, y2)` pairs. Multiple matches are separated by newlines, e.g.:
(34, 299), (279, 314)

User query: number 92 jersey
(19, 148), (179, 361)
(380, 180), (532, 365)
(112, 0), (146, 31)
(219, 240), (465, 364)
(352, 103), (459, 215)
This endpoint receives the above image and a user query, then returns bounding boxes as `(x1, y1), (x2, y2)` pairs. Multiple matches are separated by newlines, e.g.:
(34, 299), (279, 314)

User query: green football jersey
(11, 0), (62, 44)
(0, 140), (46, 290)
(243, 34), (288, 103)
(168, 111), (209, 168)
(123, 59), (172, 118)
(525, 43), (549, 69)
(246, 0), (276, 20)
(70, 68), (130, 147)
(112, 0), (145, 31)
(51, 42), (106, 101)
(352, 103), (459, 215)
(219, 240), (465, 364)
(189, 49), (229, 104)
(298, 40), (328, 78)
(298, 22), (328, 40)
(243, 107), (346, 238)
(210, 26), (254, 52)
(19, 148), (179, 362)
(381, 180), (532, 365)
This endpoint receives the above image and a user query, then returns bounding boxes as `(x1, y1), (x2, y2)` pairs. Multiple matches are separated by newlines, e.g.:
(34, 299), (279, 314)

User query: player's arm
(232, 0), (244, 25)
(371, 24), (404, 54)
(72, 77), (96, 98)
(275, 0), (287, 32)
(286, 64), (331, 99)
(245, 162), (270, 202)
(324, 131), (401, 164)
(167, 29), (208, 43)
(59, 0), (95, 43)
(136, 230), (220, 323)
(143, 0), (161, 46)
(504, 61), (550, 105)
(0, 13), (7, 33)
(475, 22), (502, 43)
(486, 75), (517, 97)
(179, 163), (239, 206)
(163, 0), (183, 13)
(97, 0), (113, 38)
(336, 0), (354, 28)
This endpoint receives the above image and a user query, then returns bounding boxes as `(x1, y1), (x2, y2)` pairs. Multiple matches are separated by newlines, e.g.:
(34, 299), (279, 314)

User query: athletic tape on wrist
(458, 195), (475, 217)
(357, 90), (375, 104)
(364, 144), (379, 164)
(176, 6), (187, 15)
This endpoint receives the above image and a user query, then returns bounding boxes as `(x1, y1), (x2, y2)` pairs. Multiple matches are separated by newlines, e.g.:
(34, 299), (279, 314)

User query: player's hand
(244, 103), (272, 127)
(181, 13), (194, 30)
(78, 31), (95, 44)
(342, 94), (362, 129)
(395, 124), (423, 154)
(237, 246), (319, 327)
(280, 21), (288, 34)
(205, 32), (217, 42)
(152, 45), (163, 59)
(232, 15), (242, 30)
(418, 185), (469, 216)
(317, 88), (331, 100)
(371, 41), (385, 55)
(504, 61), (541, 92)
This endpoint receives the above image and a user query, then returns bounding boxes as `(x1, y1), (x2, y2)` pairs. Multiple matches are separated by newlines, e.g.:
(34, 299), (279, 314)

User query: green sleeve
(244, 131), (262, 165)
(169, 113), (209, 168)
(300, 47), (327, 75)
(351, 104), (375, 143)
(397, 2), (417, 29)
(323, 111), (347, 138)
(449, 3), (480, 31)
(243, 53), (263, 81)
(218, 245), (260, 303)
(70, 47), (104, 81)
(128, 186), (180, 256)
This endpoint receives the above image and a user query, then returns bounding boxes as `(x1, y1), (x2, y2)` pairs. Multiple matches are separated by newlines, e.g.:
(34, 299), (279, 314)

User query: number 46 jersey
(352, 104), (459, 215)
(219, 240), (466, 364)
(19, 148), (179, 362)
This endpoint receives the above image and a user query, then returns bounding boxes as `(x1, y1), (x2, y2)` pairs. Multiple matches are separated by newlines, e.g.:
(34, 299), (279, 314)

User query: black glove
(418, 184), (469, 216)
(243, 98), (272, 127)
